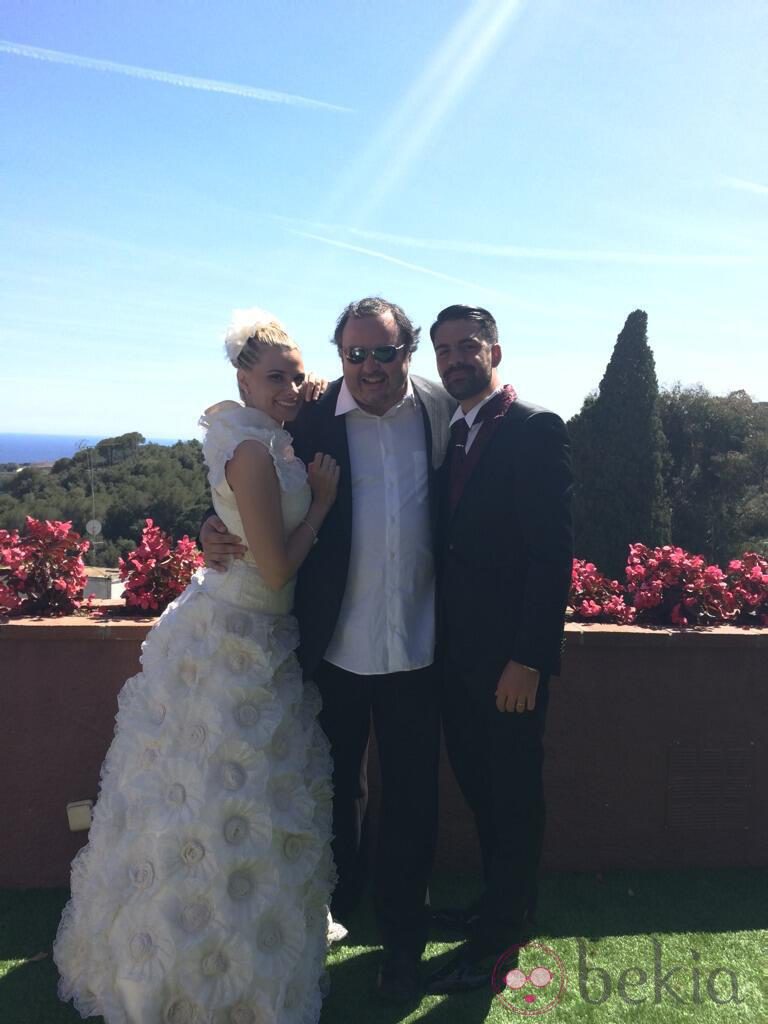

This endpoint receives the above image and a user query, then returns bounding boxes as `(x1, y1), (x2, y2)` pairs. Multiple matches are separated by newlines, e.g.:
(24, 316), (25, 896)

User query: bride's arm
(226, 440), (338, 591)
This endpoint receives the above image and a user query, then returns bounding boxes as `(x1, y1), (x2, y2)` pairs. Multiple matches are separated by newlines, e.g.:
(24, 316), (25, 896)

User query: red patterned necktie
(450, 394), (497, 463)
(450, 417), (471, 464)
(448, 388), (517, 511)
(448, 417), (472, 511)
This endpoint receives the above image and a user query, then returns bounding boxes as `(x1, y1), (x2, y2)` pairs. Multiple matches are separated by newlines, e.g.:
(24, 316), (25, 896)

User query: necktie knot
(450, 399), (494, 454)
(447, 388), (517, 513)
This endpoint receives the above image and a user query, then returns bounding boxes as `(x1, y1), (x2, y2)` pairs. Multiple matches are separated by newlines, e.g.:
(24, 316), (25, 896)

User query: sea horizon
(0, 432), (183, 465)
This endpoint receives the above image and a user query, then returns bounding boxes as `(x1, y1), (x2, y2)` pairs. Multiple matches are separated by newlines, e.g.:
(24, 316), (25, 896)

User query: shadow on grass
(326, 869), (768, 1023)
(324, 943), (494, 1024)
(534, 868), (768, 939)
(1, 870), (766, 1024)
(0, 889), (70, 958)
(427, 867), (768, 942)
(0, 888), (86, 1024)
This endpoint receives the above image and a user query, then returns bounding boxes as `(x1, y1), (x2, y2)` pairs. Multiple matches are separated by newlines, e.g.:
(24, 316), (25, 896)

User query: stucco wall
(1, 618), (766, 887)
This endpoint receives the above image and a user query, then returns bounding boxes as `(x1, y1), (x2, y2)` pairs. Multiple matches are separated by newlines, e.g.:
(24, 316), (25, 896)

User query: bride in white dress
(54, 309), (340, 1024)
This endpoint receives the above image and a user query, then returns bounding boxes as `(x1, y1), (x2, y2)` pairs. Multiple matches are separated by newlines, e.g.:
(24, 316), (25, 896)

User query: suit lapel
(318, 384), (352, 469)
(413, 384), (444, 539)
(449, 408), (516, 524)
(321, 387), (353, 544)
(413, 381), (451, 470)
(293, 381), (353, 554)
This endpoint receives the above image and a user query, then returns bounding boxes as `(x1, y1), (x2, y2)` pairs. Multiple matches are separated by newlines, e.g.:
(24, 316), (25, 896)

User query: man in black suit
(202, 297), (455, 1003)
(425, 304), (573, 994)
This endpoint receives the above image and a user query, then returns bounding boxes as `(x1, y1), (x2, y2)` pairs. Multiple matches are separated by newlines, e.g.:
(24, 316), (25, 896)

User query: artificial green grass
(1, 870), (766, 1023)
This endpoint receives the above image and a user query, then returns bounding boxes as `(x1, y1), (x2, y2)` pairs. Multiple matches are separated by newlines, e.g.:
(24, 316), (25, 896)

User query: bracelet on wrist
(301, 519), (319, 544)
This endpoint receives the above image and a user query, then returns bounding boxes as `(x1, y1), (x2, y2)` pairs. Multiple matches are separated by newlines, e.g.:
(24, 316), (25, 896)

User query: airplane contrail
(0, 39), (352, 112)
(720, 176), (768, 197)
(290, 229), (544, 310)
(281, 217), (755, 267)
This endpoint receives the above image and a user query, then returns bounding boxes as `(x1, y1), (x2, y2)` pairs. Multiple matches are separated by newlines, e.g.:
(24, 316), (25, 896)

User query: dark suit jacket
(290, 375), (456, 679)
(438, 399), (573, 686)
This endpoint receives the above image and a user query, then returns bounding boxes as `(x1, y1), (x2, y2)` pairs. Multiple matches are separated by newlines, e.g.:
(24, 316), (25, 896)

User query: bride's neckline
(203, 400), (285, 431)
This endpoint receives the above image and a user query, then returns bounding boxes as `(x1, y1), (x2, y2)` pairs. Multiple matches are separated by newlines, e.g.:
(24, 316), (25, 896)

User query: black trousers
(441, 657), (550, 955)
(314, 660), (440, 956)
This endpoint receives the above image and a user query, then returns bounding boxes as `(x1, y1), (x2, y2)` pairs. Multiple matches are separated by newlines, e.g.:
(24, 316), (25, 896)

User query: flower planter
(0, 618), (766, 887)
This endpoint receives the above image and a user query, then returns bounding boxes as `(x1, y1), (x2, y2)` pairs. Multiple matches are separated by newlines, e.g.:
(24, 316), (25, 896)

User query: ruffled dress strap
(199, 400), (306, 495)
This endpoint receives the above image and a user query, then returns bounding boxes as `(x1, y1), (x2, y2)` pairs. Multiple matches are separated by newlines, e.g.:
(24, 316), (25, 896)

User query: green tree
(0, 437), (207, 566)
(95, 432), (146, 465)
(658, 386), (768, 561)
(569, 310), (670, 576)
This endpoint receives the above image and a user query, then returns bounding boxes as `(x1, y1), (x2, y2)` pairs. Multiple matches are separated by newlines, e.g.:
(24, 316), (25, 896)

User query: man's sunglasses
(343, 344), (406, 364)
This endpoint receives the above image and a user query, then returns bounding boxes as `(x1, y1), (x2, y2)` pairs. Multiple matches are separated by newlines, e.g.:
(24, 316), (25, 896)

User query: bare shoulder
(225, 438), (276, 489)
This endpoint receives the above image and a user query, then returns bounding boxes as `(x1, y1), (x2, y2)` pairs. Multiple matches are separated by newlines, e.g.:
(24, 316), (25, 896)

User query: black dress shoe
(431, 904), (535, 938)
(375, 952), (422, 1005)
(426, 917), (534, 997)
(425, 950), (493, 995)
(430, 905), (481, 936)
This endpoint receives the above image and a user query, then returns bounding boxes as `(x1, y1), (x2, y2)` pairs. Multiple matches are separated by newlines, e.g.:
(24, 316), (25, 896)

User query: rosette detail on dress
(54, 403), (334, 1023)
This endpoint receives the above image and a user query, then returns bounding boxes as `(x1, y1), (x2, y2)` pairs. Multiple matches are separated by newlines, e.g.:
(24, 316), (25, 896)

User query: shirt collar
(449, 385), (504, 429)
(335, 376), (416, 418)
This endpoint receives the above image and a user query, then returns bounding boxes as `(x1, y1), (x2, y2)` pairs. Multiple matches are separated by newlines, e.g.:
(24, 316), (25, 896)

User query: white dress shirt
(324, 378), (435, 675)
(448, 386), (504, 453)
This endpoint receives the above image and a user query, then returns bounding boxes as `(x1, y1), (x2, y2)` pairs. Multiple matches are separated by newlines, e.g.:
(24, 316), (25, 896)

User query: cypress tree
(569, 310), (670, 577)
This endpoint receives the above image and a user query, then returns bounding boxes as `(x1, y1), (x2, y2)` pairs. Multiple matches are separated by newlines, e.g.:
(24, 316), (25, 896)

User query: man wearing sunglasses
(425, 304), (573, 995)
(201, 297), (455, 1004)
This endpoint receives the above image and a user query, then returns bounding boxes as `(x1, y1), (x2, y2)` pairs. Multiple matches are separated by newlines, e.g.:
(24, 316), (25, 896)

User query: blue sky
(2, 0), (766, 438)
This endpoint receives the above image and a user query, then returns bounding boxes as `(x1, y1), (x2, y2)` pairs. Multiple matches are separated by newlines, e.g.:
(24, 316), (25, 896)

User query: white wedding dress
(54, 402), (335, 1024)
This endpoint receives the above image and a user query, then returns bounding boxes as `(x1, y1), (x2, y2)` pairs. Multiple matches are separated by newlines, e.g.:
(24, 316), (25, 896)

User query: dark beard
(442, 366), (491, 401)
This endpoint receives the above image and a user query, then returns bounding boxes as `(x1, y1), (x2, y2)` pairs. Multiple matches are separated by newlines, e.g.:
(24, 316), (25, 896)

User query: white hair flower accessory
(224, 307), (282, 366)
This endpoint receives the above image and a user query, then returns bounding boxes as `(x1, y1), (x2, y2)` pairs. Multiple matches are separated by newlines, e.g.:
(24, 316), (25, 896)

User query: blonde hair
(223, 307), (297, 369)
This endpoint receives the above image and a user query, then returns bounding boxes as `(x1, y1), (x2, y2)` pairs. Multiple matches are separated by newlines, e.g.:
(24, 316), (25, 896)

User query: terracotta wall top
(1, 616), (766, 646)
(565, 621), (768, 647)
(0, 614), (155, 641)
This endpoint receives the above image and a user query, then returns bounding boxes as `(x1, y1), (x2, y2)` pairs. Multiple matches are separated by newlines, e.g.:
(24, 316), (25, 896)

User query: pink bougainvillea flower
(119, 519), (204, 613)
(0, 518), (89, 616)
(569, 558), (635, 624)
(570, 544), (768, 629)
